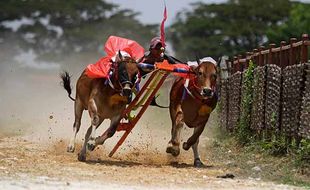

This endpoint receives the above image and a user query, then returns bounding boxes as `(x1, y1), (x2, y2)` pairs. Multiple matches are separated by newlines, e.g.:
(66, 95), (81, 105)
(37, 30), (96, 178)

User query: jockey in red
(138, 36), (184, 76)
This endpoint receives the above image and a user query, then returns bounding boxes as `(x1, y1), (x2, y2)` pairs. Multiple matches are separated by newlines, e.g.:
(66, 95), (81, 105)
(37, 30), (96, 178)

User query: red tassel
(160, 5), (167, 47)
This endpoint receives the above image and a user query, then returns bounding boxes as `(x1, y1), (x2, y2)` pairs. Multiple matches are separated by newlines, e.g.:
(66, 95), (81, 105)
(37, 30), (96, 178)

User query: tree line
(0, 0), (309, 62)
(169, 0), (310, 60)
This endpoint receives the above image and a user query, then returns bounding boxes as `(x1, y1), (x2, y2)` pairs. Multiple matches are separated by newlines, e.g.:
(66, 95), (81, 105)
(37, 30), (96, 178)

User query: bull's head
(115, 50), (139, 102)
(192, 57), (217, 98)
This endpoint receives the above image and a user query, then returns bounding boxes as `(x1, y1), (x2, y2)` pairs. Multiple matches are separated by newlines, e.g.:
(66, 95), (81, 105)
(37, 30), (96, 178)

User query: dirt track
(0, 130), (305, 190)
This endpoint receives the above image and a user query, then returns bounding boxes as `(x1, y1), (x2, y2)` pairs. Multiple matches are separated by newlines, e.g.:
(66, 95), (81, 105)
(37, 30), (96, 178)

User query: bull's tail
(60, 71), (75, 101)
(150, 95), (169, 108)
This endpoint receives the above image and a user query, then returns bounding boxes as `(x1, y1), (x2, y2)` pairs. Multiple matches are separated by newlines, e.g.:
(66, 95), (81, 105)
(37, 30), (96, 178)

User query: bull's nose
(202, 88), (213, 97)
(123, 84), (131, 96)
(122, 84), (132, 103)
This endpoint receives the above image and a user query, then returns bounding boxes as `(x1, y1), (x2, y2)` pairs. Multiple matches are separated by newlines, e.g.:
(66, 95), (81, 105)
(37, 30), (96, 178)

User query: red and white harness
(182, 57), (217, 104)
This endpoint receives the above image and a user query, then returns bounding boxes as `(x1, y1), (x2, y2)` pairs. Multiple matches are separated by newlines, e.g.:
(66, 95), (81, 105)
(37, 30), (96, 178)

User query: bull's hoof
(87, 142), (96, 151)
(183, 142), (190, 151)
(67, 145), (75, 153)
(78, 153), (86, 162)
(194, 158), (204, 168)
(95, 136), (104, 145)
(166, 146), (180, 157)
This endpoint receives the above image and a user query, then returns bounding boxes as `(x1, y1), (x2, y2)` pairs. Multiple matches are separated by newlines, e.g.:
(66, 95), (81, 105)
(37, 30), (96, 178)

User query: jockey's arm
(164, 54), (186, 65)
(164, 54), (176, 64)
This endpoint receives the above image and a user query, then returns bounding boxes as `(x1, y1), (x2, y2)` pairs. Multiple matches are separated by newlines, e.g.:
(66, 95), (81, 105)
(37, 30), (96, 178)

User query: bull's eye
(211, 74), (217, 81)
(198, 71), (203, 76)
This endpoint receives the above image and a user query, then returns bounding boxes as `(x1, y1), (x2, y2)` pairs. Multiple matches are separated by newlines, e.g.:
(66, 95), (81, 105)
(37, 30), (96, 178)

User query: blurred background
(0, 0), (309, 143)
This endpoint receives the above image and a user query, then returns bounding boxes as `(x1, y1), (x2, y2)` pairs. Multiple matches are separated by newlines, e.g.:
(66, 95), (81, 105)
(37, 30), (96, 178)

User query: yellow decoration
(198, 105), (212, 116)
(127, 111), (135, 121)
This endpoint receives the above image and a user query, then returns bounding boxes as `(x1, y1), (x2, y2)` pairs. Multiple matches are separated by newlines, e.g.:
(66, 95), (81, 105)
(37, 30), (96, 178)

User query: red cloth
(86, 36), (145, 78)
(155, 60), (192, 78)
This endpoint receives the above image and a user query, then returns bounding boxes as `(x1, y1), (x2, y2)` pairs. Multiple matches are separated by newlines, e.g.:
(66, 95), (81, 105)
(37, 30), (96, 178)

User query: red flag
(160, 4), (167, 47)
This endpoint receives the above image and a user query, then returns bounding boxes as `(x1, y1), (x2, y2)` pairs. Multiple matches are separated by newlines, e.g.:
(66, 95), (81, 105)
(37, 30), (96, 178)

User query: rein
(105, 60), (140, 93)
(104, 61), (122, 92)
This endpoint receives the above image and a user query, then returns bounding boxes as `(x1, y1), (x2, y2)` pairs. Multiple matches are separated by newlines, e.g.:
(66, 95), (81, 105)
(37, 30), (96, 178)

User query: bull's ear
(190, 65), (198, 73)
(118, 50), (123, 60)
(195, 55), (201, 65)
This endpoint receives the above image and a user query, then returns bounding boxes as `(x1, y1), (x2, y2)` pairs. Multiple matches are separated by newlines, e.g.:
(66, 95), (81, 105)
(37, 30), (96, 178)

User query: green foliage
(270, 112), (277, 130)
(295, 139), (310, 170)
(261, 136), (288, 156)
(236, 60), (255, 144)
(168, 0), (292, 60)
(267, 2), (310, 44)
(0, 0), (157, 60)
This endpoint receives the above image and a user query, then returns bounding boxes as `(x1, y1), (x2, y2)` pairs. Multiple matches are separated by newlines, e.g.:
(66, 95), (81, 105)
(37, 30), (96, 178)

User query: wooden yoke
(108, 70), (168, 157)
(106, 61), (174, 157)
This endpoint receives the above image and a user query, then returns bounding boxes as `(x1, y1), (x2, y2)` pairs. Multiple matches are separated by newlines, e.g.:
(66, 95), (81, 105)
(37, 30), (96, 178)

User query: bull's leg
(78, 119), (103, 162)
(67, 98), (83, 153)
(166, 105), (183, 157)
(183, 125), (205, 151)
(86, 99), (103, 151)
(95, 115), (121, 146)
(192, 138), (204, 167)
(78, 125), (92, 162)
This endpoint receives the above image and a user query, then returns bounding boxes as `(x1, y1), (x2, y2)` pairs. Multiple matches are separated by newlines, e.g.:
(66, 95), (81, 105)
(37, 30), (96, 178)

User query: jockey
(138, 36), (183, 76)
(137, 37), (184, 107)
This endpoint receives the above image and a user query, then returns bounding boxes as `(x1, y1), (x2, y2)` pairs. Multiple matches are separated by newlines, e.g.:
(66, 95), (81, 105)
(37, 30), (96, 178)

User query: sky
(106, 0), (227, 26)
(106, 0), (310, 26)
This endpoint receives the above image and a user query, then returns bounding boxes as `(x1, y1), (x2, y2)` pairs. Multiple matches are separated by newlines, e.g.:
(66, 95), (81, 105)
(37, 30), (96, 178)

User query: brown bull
(166, 58), (218, 167)
(60, 52), (139, 161)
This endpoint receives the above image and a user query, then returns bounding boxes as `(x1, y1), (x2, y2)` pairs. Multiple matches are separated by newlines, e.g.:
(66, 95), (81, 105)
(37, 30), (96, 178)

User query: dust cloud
(0, 41), (92, 141)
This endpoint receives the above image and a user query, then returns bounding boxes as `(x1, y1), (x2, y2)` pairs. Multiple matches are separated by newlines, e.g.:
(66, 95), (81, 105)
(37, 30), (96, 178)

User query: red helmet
(150, 37), (162, 49)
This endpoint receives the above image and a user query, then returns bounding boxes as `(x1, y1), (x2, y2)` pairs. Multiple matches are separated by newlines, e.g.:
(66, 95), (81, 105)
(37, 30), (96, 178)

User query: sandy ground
(0, 126), (305, 190)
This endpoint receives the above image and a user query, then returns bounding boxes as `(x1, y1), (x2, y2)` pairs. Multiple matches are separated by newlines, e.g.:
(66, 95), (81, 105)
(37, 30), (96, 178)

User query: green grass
(206, 117), (310, 188)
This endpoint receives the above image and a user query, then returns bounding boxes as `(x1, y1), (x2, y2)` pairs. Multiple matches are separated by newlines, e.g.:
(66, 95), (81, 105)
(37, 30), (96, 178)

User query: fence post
(295, 34), (309, 147)
(280, 41), (287, 68)
(258, 46), (265, 66)
(246, 52), (252, 69)
(268, 43), (276, 65)
(301, 34), (309, 64)
(233, 56), (238, 73)
(278, 41), (286, 140)
(289, 38), (297, 65)
(253, 49), (258, 65)
(238, 55), (243, 72)
(226, 60), (231, 77)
